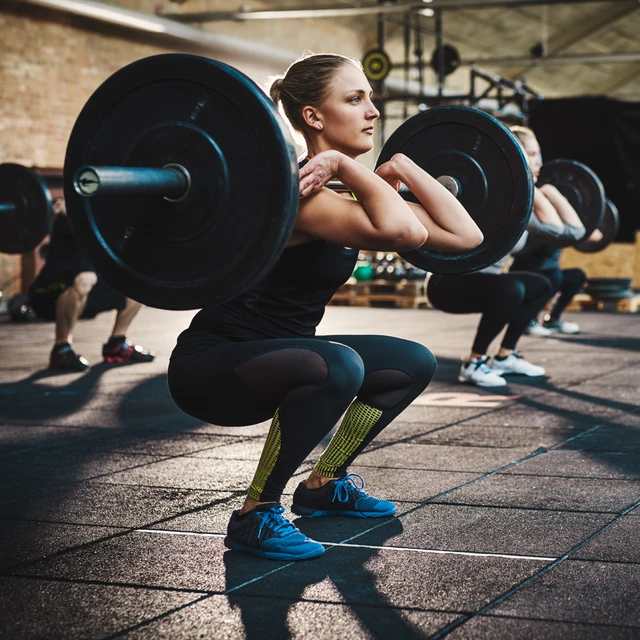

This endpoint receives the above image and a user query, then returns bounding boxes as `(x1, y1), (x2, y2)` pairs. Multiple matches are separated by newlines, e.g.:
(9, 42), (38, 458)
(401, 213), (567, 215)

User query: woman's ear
(302, 106), (323, 130)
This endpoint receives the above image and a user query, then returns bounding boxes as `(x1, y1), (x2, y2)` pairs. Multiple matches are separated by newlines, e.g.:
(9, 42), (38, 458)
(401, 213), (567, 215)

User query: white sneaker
(490, 351), (545, 377)
(543, 318), (580, 334)
(525, 320), (552, 337)
(458, 356), (507, 387)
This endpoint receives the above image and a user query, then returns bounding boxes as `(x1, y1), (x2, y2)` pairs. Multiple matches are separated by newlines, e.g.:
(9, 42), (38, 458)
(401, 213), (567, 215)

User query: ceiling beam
(464, 51), (640, 67)
(593, 64), (640, 93)
(158, 0), (628, 23)
(502, 1), (640, 78)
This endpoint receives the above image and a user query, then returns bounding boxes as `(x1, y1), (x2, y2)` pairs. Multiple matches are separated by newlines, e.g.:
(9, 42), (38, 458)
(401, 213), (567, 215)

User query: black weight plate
(0, 164), (53, 254)
(585, 284), (629, 294)
(576, 198), (619, 253)
(430, 44), (461, 77)
(586, 289), (635, 300)
(537, 159), (605, 241)
(64, 54), (299, 311)
(586, 277), (632, 288)
(376, 106), (533, 274)
(363, 49), (391, 82)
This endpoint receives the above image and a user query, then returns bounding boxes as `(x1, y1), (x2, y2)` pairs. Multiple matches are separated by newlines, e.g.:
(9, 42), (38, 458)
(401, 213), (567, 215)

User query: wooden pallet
(329, 279), (430, 309)
(565, 292), (640, 313)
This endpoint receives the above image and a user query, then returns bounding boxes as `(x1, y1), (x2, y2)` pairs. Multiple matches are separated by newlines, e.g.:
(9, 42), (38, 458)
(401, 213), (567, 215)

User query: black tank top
(183, 239), (358, 342)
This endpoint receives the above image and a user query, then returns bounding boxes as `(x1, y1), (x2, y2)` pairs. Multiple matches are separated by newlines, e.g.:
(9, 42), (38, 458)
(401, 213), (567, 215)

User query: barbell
(575, 198), (619, 253)
(0, 54), (611, 312)
(63, 53), (537, 310)
(0, 164), (53, 254)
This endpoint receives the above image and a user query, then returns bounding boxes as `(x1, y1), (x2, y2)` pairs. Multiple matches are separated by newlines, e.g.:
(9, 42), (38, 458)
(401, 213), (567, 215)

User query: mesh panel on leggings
(314, 400), (382, 478)
(234, 348), (328, 410)
(248, 409), (281, 501)
(359, 369), (415, 409)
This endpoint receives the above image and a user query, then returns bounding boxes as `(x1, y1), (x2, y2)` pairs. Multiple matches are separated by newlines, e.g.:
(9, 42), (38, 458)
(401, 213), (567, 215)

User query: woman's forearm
(390, 155), (483, 249)
(336, 156), (427, 245)
(539, 184), (584, 227)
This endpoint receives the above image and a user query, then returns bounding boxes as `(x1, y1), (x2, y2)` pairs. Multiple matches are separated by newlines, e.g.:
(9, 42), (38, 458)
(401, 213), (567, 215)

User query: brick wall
(0, 1), (368, 297)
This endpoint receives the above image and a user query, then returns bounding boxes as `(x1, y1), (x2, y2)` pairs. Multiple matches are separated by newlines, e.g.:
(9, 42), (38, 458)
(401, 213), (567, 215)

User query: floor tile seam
(334, 419), (627, 554)
(1, 571), (214, 595)
(103, 593), (215, 640)
(365, 394), (620, 457)
(562, 448), (640, 455)
(363, 443), (550, 451)
(53, 479), (238, 494)
(561, 363), (640, 389)
(133, 529), (556, 562)
(501, 472), (640, 481)
(319, 541), (555, 562)
(514, 390), (640, 416)
(1, 492), (244, 573)
(1, 445), (243, 460)
(0, 456), (183, 487)
(0, 480), (80, 506)
(333, 448), (552, 549)
(430, 501), (626, 516)
(429, 497), (640, 639)
(563, 557), (640, 567)
(480, 611), (640, 628)
(0, 516), (128, 531)
(546, 420), (609, 451)
(355, 463), (530, 474)
(169, 589), (468, 615)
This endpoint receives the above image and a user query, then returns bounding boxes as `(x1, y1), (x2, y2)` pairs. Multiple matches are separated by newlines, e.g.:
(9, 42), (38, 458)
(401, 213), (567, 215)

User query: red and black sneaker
(102, 338), (155, 364)
(49, 343), (90, 371)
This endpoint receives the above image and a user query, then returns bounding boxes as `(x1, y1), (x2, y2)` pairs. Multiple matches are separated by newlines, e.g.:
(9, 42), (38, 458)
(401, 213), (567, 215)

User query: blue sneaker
(224, 503), (325, 561)
(291, 473), (396, 518)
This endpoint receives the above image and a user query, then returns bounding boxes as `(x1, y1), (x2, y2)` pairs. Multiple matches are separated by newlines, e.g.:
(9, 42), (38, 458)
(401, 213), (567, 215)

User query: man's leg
(102, 297), (155, 364)
(110, 297), (143, 338)
(49, 272), (97, 370)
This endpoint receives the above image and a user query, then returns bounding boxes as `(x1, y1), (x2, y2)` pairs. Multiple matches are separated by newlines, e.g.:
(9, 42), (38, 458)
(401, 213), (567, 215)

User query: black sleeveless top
(178, 239), (358, 344)
(175, 157), (358, 348)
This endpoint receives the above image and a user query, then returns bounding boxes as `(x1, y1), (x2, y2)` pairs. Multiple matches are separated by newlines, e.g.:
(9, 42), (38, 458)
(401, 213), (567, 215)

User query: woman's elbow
(460, 227), (484, 249)
(391, 226), (429, 251)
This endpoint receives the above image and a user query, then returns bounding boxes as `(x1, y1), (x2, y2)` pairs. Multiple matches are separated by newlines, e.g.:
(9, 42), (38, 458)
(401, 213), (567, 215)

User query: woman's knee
(323, 343), (365, 396)
(563, 268), (586, 288)
(495, 278), (526, 307)
(73, 272), (97, 295)
(398, 341), (437, 388)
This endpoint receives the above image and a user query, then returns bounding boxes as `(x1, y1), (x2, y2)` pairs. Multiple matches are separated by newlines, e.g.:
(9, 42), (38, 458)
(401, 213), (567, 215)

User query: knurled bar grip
(73, 165), (190, 199)
(0, 203), (17, 214)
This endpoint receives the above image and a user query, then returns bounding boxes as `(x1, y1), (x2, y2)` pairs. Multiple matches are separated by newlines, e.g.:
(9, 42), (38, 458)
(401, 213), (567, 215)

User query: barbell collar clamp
(74, 165), (191, 200)
(437, 175), (461, 198)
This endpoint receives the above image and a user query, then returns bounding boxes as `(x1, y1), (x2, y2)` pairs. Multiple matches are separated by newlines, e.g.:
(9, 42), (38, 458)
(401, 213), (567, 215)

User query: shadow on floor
(222, 517), (426, 640)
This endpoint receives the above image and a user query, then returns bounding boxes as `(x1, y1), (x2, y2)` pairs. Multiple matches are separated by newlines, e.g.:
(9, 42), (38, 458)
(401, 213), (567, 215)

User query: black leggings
(427, 272), (552, 355)
(536, 268), (586, 320)
(168, 334), (436, 501)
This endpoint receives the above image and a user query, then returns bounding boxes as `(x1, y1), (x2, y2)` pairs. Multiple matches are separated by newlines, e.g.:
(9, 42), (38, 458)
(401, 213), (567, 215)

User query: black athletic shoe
(49, 343), (90, 371)
(224, 503), (325, 561)
(102, 338), (155, 364)
(291, 473), (396, 518)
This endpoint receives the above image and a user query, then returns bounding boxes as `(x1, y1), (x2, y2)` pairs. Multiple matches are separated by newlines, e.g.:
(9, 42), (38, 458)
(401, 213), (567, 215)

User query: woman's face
(313, 64), (380, 158)
(522, 135), (542, 183)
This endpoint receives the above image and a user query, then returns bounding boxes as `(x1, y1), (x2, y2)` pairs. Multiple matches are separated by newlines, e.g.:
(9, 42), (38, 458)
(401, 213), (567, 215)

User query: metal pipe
(74, 166), (190, 199)
(377, 2), (387, 145)
(162, 0), (628, 23)
(435, 9), (444, 102)
(20, 0), (299, 68)
(465, 51), (640, 66)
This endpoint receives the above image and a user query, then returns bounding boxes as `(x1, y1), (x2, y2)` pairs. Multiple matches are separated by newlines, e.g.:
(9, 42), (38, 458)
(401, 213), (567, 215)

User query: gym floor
(0, 306), (638, 639)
